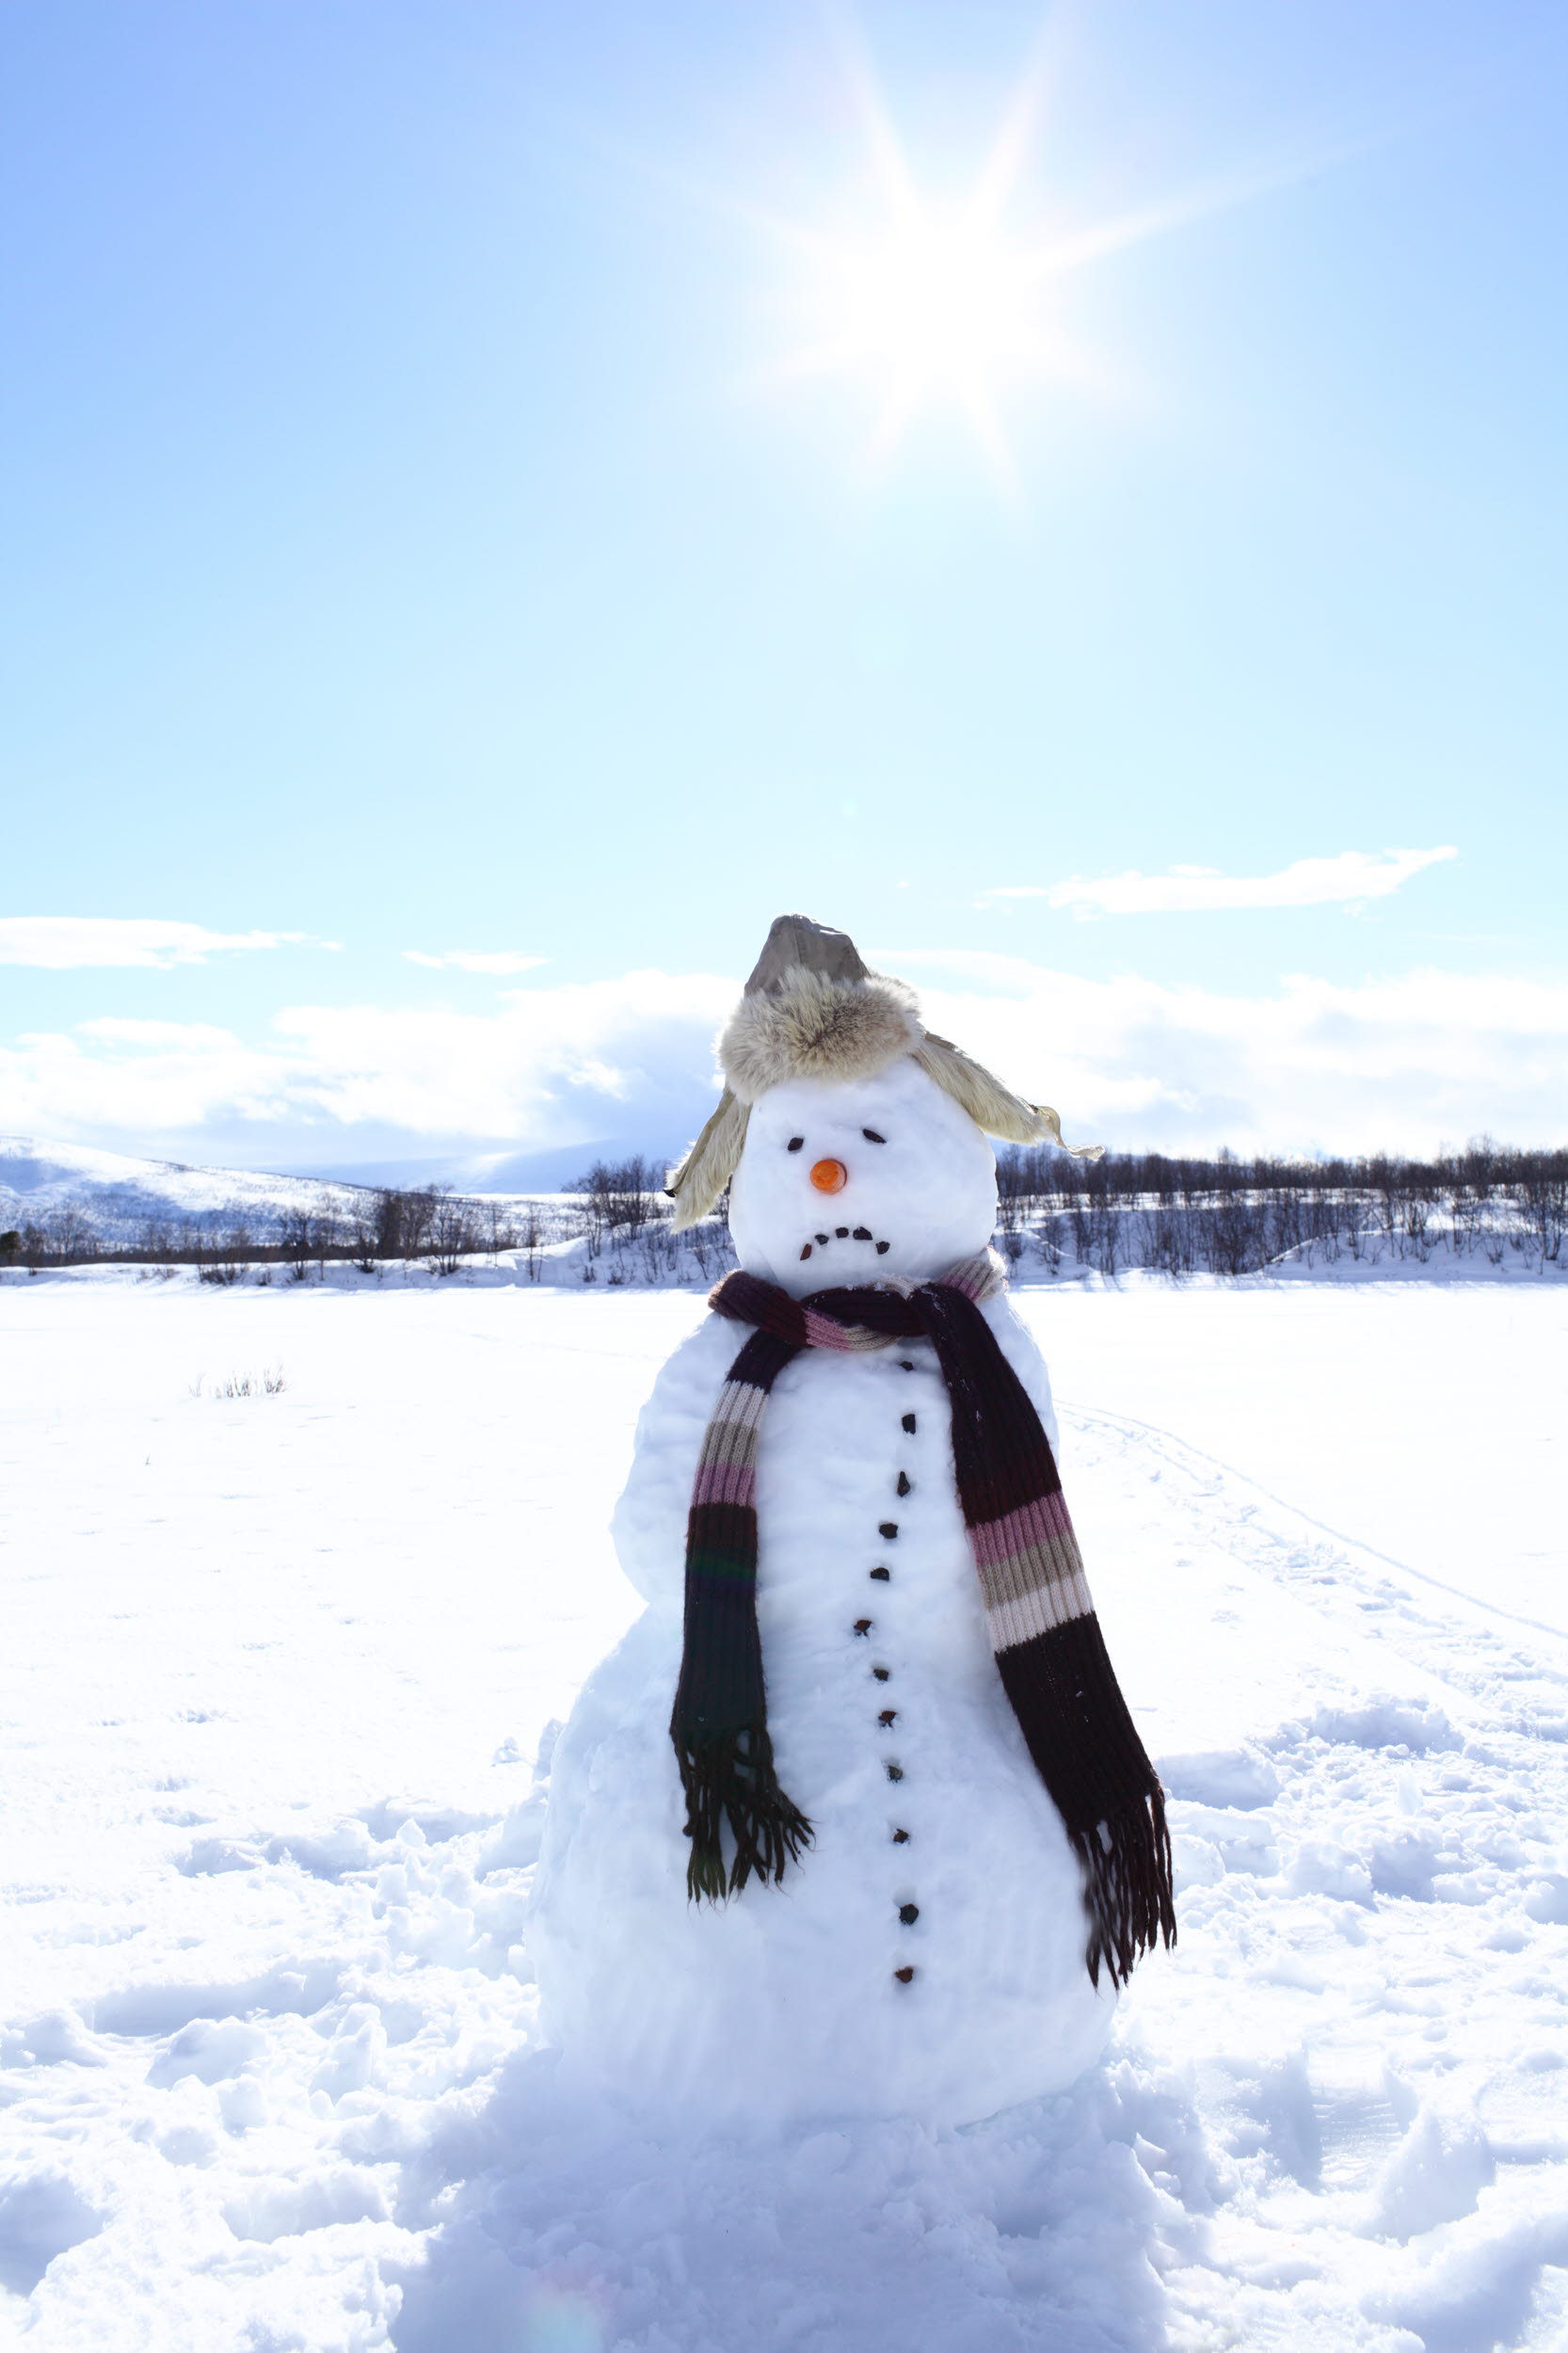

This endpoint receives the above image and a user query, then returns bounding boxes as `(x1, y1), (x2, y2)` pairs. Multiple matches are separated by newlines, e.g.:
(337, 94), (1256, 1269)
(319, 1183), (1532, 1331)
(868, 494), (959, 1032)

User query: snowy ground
(2, 1268), (1566, 2352)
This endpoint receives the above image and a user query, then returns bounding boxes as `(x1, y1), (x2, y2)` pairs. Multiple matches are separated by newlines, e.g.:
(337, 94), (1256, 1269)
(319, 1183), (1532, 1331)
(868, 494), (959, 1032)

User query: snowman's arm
(610, 1313), (737, 1613)
(984, 1297), (1063, 1460)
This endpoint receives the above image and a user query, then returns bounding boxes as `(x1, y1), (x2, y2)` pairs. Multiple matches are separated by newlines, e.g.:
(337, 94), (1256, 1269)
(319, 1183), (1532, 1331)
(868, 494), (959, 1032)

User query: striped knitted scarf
(669, 1249), (1176, 1988)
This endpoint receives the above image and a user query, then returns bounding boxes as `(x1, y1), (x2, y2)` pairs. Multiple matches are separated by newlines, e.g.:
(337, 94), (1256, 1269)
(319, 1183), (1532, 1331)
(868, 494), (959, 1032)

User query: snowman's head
(667, 913), (1100, 1246)
(728, 1055), (998, 1296)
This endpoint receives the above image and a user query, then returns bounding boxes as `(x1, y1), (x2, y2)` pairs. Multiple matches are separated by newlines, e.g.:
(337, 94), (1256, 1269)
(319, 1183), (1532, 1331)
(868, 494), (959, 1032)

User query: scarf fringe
(1072, 1787), (1177, 1989)
(673, 1722), (814, 1901)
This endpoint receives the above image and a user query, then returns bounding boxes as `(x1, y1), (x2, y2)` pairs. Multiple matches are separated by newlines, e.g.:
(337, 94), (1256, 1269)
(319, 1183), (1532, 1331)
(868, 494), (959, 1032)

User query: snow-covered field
(2, 1269), (1566, 2352)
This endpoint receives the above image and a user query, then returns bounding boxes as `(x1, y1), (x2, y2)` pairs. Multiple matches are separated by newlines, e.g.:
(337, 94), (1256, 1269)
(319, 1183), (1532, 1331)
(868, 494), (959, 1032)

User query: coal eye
(786, 1136), (805, 1152)
(862, 1128), (887, 1144)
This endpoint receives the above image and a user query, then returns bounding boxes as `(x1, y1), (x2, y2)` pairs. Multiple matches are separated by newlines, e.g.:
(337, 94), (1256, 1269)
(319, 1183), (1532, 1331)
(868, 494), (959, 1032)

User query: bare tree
(279, 1209), (316, 1281)
(570, 1155), (670, 1256)
(485, 1199), (517, 1263)
(428, 1187), (476, 1277)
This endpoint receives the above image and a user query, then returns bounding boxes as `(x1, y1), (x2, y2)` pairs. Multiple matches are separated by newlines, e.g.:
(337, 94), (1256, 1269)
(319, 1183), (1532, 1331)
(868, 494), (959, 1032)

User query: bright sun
(756, 37), (1294, 490)
(743, 40), (1118, 489)
(822, 208), (1048, 418)
(776, 204), (1084, 489)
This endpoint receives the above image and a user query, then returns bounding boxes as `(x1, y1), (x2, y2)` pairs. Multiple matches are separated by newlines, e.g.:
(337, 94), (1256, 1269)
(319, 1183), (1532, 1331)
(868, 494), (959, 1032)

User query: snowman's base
(534, 2001), (1117, 2140)
(529, 1610), (1118, 2137)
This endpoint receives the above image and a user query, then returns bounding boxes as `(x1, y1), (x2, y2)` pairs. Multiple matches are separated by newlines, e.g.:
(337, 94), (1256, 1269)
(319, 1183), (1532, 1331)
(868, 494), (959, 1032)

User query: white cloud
(888, 951), (1568, 1153)
(402, 949), (549, 976)
(3, 953), (1563, 1164)
(0, 970), (735, 1157)
(0, 918), (308, 969)
(991, 846), (1458, 919)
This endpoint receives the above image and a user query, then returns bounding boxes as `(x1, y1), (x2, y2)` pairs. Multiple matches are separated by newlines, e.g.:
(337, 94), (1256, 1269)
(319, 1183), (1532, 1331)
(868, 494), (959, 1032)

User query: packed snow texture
(1, 1271), (1566, 2350)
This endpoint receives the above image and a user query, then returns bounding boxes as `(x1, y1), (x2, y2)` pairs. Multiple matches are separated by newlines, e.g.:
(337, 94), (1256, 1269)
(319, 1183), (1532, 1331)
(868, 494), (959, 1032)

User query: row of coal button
(860, 1353), (921, 1984)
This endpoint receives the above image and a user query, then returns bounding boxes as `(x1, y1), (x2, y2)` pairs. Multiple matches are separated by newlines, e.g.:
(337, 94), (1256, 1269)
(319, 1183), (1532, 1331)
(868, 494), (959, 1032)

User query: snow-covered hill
(0, 1135), (388, 1246)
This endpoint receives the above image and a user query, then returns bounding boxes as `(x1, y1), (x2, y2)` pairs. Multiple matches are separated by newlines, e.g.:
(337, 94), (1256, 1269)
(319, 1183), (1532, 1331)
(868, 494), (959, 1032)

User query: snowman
(529, 916), (1172, 2132)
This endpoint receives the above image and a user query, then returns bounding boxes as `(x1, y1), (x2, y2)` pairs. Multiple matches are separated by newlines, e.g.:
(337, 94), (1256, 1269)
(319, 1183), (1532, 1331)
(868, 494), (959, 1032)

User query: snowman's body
(530, 1059), (1115, 2131)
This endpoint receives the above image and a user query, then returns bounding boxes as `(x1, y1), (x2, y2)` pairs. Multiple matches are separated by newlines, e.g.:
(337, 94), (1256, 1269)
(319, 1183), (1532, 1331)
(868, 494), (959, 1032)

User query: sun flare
(755, 37), (1320, 490)
(762, 72), (1111, 488)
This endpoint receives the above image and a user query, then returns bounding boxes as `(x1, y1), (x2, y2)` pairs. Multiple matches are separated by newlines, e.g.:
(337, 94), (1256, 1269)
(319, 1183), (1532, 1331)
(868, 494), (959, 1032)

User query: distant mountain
(0, 1131), (700, 1250)
(0, 1136), (390, 1246)
(292, 1138), (684, 1193)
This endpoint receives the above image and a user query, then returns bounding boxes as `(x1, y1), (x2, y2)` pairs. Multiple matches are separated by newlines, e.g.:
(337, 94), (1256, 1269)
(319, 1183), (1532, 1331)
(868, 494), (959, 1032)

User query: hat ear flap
(1026, 1101), (1106, 1160)
(666, 1088), (751, 1229)
(913, 1034), (1104, 1159)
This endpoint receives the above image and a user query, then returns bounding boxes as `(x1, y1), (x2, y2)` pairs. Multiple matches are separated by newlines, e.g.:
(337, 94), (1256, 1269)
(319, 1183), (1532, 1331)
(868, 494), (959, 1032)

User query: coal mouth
(798, 1225), (891, 1264)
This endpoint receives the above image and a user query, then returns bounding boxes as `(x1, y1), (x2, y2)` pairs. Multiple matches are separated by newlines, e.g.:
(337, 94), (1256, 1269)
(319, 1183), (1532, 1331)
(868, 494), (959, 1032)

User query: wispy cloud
(991, 846), (1458, 919)
(401, 950), (549, 976)
(0, 918), (311, 969)
(4, 954), (1564, 1163)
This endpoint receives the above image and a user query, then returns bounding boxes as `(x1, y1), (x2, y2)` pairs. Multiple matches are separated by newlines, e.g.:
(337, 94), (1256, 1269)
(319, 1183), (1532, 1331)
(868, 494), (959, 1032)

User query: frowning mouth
(798, 1226), (891, 1264)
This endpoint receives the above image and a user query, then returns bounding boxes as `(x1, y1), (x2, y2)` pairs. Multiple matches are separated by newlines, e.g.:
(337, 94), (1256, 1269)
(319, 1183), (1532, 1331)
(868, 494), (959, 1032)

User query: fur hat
(667, 915), (1101, 1228)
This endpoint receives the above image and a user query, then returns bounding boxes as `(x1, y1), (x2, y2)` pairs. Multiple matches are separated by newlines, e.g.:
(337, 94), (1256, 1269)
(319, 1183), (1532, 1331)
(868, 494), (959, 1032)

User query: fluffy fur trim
(914, 1035), (1104, 1158)
(720, 969), (921, 1103)
(666, 1088), (751, 1229)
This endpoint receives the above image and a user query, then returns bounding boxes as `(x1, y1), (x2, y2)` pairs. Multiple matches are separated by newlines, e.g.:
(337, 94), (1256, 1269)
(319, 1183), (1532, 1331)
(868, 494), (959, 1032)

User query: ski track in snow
(2, 1282), (1567, 2351)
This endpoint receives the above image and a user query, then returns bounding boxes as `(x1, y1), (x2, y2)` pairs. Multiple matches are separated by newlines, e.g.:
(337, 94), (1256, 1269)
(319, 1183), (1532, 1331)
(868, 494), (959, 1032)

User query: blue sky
(3, 0), (1564, 1181)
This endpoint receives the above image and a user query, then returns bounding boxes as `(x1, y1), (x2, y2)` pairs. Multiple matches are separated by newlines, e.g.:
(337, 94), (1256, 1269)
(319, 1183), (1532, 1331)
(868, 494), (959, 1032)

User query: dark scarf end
(674, 1724), (814, 1902)
(1074, 1786), (1177, 1990)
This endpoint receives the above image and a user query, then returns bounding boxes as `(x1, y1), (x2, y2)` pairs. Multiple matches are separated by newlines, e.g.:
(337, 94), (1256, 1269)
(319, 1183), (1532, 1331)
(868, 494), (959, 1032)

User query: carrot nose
(809, 1158), (848, 1194)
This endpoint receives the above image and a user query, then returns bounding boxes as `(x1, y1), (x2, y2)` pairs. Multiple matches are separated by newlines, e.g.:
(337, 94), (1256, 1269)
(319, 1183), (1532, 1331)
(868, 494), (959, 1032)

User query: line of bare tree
(4, 1139), (1561, 1283)
(0, 1184), (538, 1278)
(558, 1157), (734, 1286)
(995, 1137), (1568, 1276)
